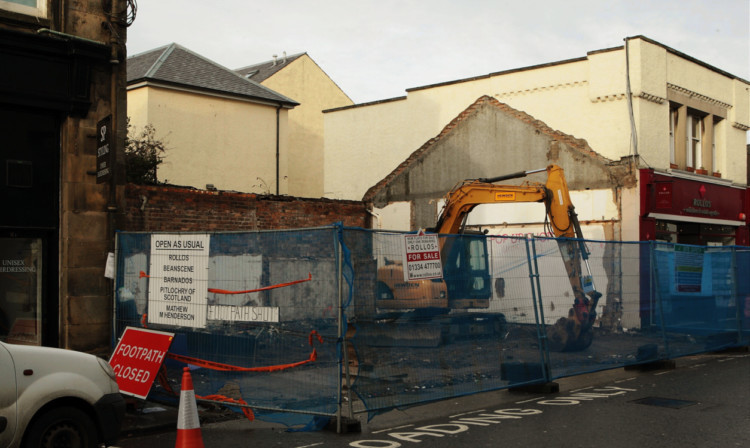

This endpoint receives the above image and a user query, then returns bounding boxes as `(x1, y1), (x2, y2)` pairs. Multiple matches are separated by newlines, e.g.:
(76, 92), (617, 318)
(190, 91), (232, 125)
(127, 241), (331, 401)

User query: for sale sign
(402, 230), (443, 281)
(109, 327), (174, 399)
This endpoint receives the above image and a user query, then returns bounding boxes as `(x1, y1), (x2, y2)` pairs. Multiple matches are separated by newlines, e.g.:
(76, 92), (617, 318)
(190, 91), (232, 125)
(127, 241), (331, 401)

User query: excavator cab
(441, 233), (492, 309)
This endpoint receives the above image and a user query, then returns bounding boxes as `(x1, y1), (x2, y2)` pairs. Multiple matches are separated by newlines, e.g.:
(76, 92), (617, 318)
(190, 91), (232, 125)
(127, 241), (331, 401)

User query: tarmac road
(115, 349), (750, 448)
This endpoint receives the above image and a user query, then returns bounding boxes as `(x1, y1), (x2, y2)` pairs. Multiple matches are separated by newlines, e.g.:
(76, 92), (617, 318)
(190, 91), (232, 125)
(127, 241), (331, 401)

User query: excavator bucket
(546, 239), (602, 352)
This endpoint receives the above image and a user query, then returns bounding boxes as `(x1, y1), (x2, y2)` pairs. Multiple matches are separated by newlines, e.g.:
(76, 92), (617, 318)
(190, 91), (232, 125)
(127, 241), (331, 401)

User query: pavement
(121, 397), (276, 438)
(118, 346), (749, 440)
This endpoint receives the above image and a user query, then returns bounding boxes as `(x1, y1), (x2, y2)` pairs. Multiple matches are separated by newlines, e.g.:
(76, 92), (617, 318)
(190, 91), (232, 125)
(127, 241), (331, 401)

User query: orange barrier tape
(309, 329), (323, 346)
(139, 271), (312, 295)
(157, 364), (172, 393)
(155, 330), (323, 422)
(154, 367), (255, 422)
(166, 349), (318, 372)
(198, 394), (255, 422)
(208, 273), (312, 295)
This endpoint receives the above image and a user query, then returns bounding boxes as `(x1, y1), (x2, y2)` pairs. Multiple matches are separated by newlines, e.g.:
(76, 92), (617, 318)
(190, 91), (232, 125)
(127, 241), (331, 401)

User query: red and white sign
(109, 327), (174, 399)
(403, 231), (443, 281)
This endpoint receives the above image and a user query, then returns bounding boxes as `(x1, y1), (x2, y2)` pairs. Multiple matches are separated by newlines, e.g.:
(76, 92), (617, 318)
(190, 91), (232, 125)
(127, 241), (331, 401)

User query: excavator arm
(435, 164), (602, 351)
(436, 165), (574, 238)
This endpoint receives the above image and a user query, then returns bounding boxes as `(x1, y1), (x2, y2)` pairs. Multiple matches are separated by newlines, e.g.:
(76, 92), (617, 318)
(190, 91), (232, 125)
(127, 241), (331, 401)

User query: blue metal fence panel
(113, 227), (750, 427)
(653, 244), (749, 357)
(530, 238), (669, 379)
(114, 228), (343, 428)
(343, 229), (545, 417)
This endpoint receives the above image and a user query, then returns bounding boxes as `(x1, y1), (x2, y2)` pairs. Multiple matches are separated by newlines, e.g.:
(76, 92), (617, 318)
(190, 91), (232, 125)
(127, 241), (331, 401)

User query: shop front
(640, 169), (748, 246)
(0, 27), (111, 347)
(639, 168), (749, 330)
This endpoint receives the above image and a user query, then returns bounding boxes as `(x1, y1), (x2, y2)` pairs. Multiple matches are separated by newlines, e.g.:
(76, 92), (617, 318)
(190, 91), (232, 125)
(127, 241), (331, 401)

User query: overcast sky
(127, 0), (749, 105)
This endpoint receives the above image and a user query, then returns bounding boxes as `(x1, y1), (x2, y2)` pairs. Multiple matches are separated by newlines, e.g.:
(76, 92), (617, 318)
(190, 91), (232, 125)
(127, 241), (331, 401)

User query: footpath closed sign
(403, 231), (443, 281)
(147, 234), (210, 328)
(109, 327), (174, 399)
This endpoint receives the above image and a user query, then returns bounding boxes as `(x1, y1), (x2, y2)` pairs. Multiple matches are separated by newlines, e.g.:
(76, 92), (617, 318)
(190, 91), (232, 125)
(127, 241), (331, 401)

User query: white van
(0, 341), (125, 448)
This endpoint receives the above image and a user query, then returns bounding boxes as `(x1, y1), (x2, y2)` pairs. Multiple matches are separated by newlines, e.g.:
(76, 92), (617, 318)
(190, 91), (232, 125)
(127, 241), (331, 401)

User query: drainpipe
(367, 209), (381, 229)
(276, 105), (281, 195)
(624, 37), (639, 160)
(107, 2), (120, 235)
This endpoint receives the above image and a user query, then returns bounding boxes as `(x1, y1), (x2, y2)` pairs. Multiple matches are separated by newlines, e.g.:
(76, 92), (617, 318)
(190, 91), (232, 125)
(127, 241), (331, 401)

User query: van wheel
(23, 406), (98, 448)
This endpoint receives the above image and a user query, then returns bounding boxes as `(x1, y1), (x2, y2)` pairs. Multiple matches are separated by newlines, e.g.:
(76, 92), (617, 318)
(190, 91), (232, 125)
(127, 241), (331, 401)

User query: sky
(126, 0), (750, 105)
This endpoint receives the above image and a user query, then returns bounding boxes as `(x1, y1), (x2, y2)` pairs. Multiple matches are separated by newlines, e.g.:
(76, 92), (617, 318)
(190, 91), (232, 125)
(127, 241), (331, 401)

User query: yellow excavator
(375, 164), (602, 351)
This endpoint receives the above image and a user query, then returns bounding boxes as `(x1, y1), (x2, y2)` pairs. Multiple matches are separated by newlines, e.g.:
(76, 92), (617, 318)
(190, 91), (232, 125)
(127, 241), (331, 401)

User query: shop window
(0, 0), (46, 17)
(0, 237), (43, 345)
(657, 220), (736, 246)
(6, 160), (33, 188)
(656, 221), (677, 243)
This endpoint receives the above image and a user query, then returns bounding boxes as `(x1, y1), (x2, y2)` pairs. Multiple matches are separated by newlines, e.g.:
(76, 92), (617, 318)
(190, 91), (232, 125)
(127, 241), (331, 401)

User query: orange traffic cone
(175, 367), (205, 448)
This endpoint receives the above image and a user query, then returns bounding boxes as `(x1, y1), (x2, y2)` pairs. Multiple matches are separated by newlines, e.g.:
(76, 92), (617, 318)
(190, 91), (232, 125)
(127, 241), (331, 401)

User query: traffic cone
(175, 367), (205, 448)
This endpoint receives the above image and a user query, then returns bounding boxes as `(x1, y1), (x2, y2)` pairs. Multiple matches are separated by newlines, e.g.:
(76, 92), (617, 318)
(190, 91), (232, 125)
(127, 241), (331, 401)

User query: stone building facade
(0, 0), (130, 350)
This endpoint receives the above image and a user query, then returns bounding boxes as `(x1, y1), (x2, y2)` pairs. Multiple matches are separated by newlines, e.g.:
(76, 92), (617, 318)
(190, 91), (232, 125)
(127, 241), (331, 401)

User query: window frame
(667, 88), (727, 175)
(0, 0), (47, 18)
(669, 107), (677, 166)
(686, 111), (704, 169)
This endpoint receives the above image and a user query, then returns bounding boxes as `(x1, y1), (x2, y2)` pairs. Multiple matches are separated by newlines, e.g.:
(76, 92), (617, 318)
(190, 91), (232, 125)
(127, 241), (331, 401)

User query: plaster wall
(130, 87), (290, 194)
(324, 38), (749, 206)
(127, 88), (148, 126)
(464, 189), (618, 226)
(325, 97), (424, 199)
(620, 183), (641, 242)
(261, 55), (353, 197)
(369, 101), (624, 231)
(628, 38), (750, 183)
(324, 57), (630, 201)
(632, 93), (670, 169)
(374, 201), (411, 231)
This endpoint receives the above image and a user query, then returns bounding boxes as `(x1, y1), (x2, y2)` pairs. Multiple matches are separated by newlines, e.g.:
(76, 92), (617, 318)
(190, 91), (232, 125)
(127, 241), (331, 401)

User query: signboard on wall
(207, 305), (279, 322)
(96, 115), (112, 184)
(674, 245), (704, 293)
(645, 170), (745, 222)
(147, 234), (210, 328)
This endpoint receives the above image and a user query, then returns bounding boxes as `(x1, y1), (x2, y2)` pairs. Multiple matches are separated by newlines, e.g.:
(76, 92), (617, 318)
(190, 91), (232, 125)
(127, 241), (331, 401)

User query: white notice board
(147, 234), (210, 328)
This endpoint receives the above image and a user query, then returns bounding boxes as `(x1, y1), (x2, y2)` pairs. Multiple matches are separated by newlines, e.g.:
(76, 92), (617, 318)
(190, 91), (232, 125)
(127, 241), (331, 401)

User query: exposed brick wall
(121, 184), (370, 232)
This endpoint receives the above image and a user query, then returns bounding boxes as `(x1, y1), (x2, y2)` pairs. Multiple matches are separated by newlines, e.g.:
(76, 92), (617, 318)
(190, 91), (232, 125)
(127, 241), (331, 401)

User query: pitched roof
(235, 52), (306, 83)
(362, 95), (612, 203)
(127, 44), (298, 107)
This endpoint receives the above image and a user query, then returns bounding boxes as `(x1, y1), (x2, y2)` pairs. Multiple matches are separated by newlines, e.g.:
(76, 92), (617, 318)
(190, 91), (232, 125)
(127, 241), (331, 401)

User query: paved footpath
(116, 349), (750, 448)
